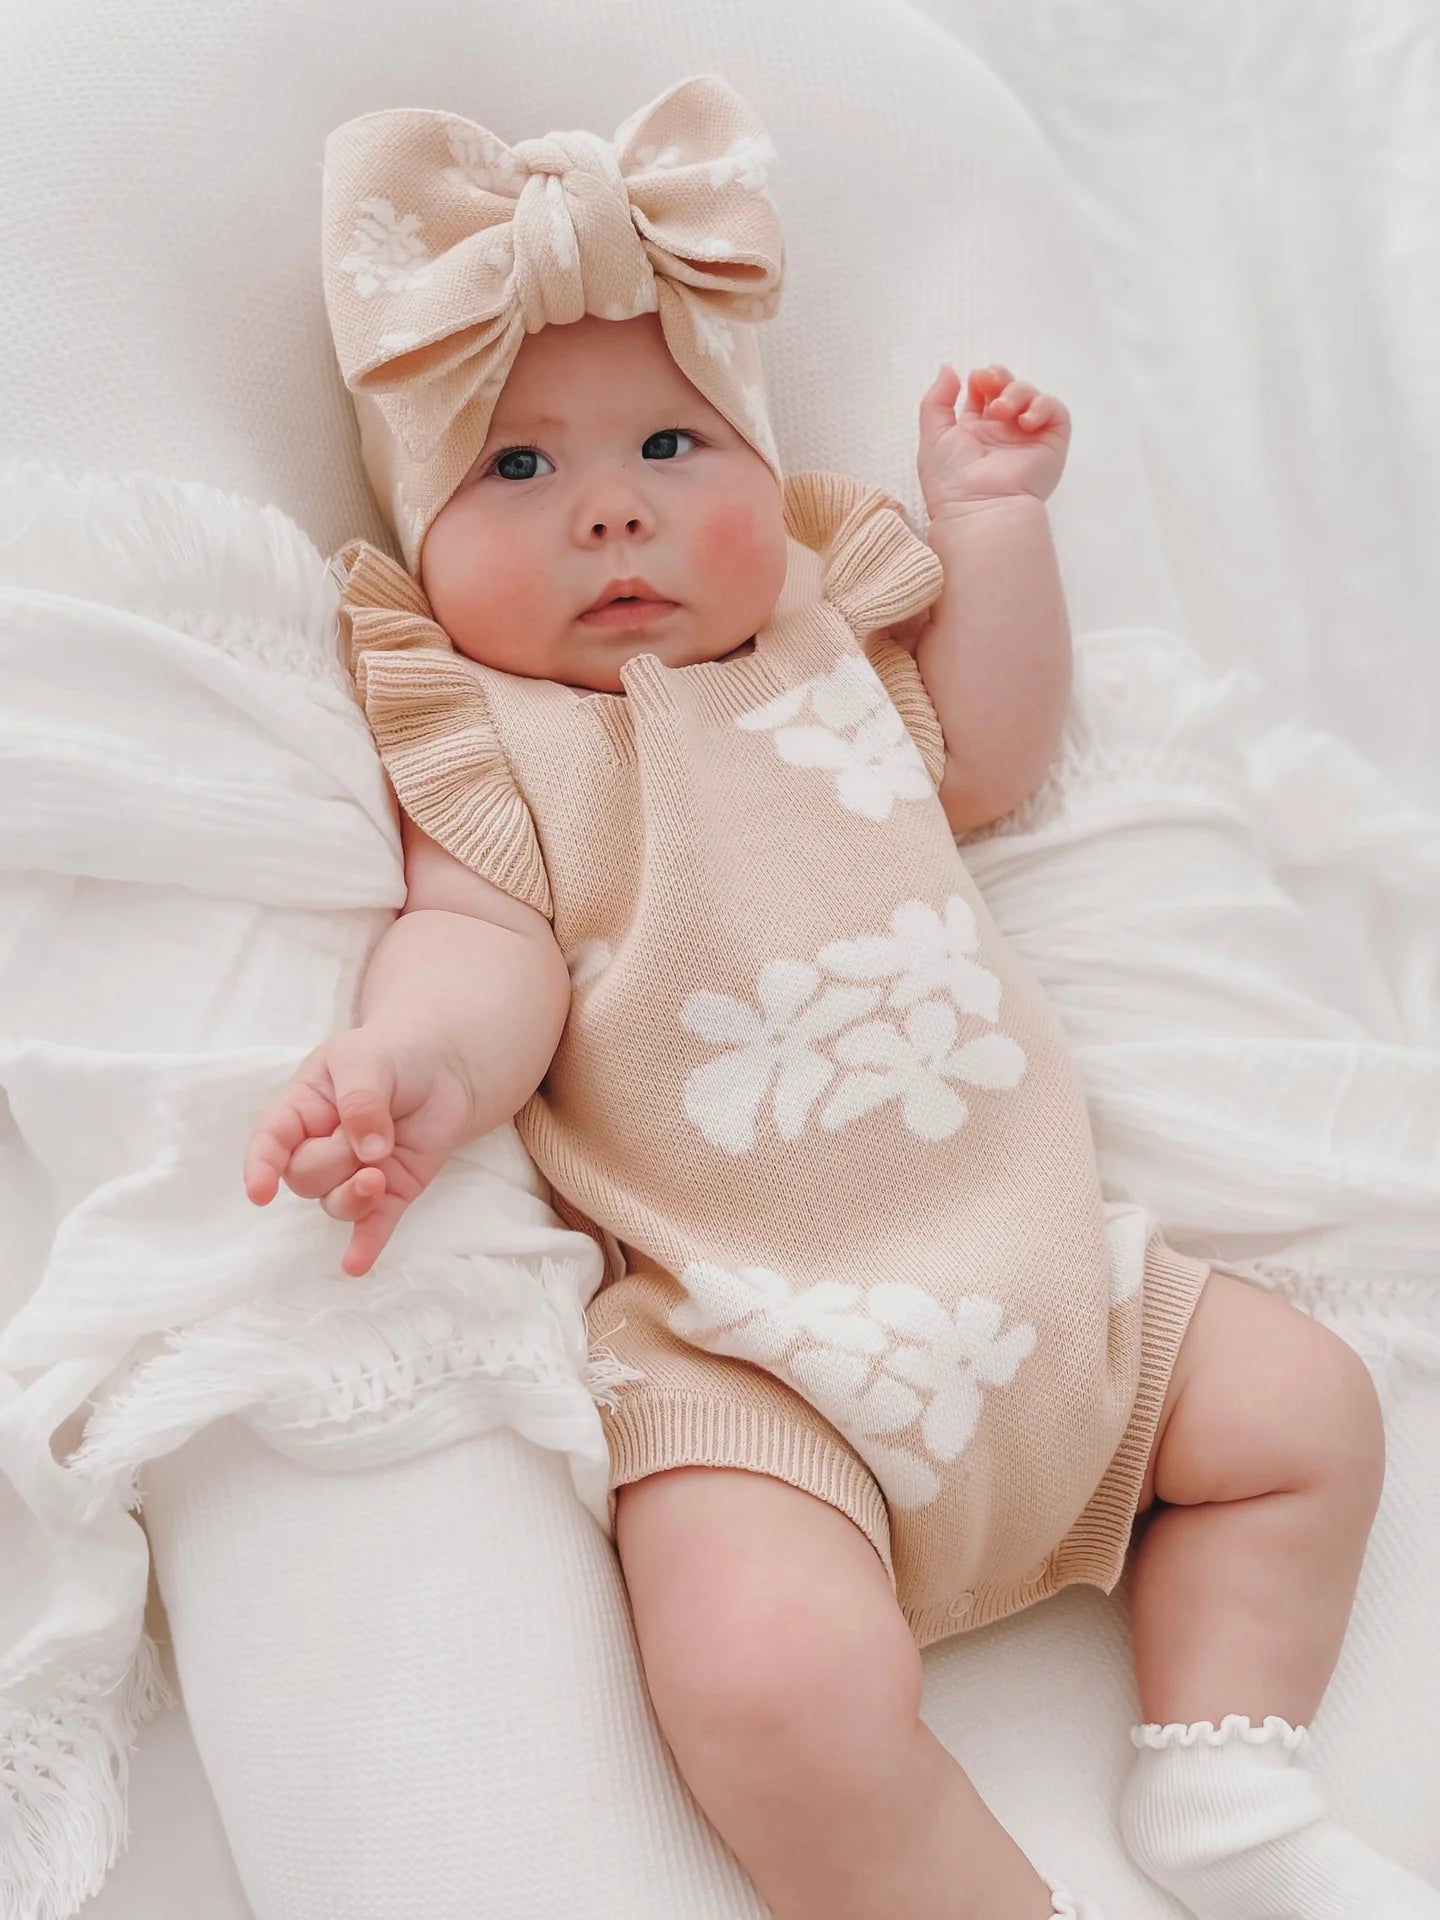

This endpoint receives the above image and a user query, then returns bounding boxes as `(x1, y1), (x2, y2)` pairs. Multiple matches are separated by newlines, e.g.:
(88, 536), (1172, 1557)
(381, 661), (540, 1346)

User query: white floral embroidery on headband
(442, 121), (525, 196)
(690, 306), (737, 364)
(389, 480), (427, 554)
(631, 142), (684, 169)
(708, 134), (777, 193)
(340, 199), (434, 298)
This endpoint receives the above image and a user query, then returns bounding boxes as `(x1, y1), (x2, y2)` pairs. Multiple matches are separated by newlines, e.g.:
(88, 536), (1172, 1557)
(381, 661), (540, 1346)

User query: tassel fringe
(0, 1634), (177, 1920)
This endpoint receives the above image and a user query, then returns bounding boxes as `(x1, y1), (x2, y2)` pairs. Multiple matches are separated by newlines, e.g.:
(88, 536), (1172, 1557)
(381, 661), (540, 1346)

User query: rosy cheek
(691, 504), (766, 585)
(484, 545), (553, 627)
(435, 522), (550, 634)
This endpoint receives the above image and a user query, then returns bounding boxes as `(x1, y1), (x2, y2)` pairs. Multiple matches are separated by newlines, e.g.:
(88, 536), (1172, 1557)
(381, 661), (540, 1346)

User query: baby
(244, 76), (1436, 1920)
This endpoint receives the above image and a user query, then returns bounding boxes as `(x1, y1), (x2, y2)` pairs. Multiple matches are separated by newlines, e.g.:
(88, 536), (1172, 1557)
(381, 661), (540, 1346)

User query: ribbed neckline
(565, 533), (816, 725)
(566, 614), (801, 761)
(570, 620), (771, 712)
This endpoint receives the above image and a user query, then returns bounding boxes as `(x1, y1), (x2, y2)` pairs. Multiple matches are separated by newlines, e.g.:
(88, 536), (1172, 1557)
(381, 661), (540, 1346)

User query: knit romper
(336, 467), (1213, 1649)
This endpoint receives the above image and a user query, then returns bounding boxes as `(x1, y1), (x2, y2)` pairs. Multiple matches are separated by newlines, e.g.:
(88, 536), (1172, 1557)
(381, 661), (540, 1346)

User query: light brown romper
(338, 467), (1211, 1649)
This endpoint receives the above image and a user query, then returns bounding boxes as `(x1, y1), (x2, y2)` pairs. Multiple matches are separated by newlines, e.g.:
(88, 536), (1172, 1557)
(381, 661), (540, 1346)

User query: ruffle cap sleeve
(332, 540), (552, 919)
(783, 473), (949, 788)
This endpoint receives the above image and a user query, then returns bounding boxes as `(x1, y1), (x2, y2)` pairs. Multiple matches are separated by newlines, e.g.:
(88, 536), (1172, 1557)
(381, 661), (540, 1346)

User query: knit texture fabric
(321, 73), (786, 573)
(1120, 1716), (1440, 1918)
(336, 466), (1211, 1645)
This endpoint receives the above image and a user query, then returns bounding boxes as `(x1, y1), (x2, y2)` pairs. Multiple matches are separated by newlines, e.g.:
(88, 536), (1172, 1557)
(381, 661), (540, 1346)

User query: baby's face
(418, 313), (789, 694)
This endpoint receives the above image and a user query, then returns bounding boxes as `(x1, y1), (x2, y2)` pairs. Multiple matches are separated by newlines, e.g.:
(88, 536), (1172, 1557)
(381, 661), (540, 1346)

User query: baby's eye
(643, 429), (698, 460)
(488, 428), (699, 482)
(491, 446), (556, 482)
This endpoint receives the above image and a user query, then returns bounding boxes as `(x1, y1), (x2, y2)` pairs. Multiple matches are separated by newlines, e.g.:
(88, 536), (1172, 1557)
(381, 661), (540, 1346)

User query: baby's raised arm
(243, 813), (571, 1275)
(910, 364), (1074, 835)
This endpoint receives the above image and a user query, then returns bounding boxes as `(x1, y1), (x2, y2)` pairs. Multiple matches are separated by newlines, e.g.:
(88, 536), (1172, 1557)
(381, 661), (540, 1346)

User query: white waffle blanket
(2, 459), (1438, 1918)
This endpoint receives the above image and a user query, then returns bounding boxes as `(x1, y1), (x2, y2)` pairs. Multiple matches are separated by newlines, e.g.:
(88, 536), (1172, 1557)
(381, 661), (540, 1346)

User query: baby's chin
(444, 616), (762, 692)
(566, 627), (758, 694)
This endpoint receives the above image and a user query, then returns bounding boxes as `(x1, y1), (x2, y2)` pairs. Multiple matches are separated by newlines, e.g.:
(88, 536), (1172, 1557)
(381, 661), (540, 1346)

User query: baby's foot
(1119, 1715), (1440, 1919)
(1043, 1877), (1108, 1917)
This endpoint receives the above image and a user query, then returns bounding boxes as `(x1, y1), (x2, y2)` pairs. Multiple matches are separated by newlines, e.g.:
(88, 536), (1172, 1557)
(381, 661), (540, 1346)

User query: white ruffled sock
(1119, 1714), (1440, 1919)
(1041, 1871), (1108, 1917)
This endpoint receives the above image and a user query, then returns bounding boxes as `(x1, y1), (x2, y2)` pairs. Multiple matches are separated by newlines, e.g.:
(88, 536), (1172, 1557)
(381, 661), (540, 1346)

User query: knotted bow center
(507, 129), (651, 334)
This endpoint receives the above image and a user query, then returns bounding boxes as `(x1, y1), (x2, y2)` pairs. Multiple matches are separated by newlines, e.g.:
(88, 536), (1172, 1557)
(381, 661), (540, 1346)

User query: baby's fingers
(335, 1190), (411, 1279)
(284, 1130), (363, 1200)
(244, 1077), (338, 1205)
(325, 1032), (399, 1165)
(919, 363), (963, 435)
(965, 364), (1015, 413)
(985, 379), (1038, 421)
(1022, 394), (1071, 436)
(321, 1167), (388, 1226)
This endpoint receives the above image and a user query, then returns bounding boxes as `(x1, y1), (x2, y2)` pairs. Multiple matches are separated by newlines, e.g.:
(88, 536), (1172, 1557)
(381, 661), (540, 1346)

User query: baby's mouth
(578, 596), (680, 628)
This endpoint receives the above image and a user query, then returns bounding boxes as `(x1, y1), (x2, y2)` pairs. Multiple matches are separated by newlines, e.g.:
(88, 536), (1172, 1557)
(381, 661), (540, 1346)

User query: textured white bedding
(0, 1), (1435, 1916)
(907, 0), (1440, 806)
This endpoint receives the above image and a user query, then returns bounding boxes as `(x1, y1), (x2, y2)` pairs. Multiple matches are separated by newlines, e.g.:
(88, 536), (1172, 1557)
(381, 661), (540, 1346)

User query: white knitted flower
(669, 1263), (939, 1506)
(667, 1262), (1034, 1510)
(738, 655), (883, 733)
(737, 658), (931, 821)
(340, 198), (434, 297)
(869, 1287), (1037, 1460)
(821, 1001), (1027, 1139)
(820, 895), (1001, 1017)
(681, 962), (880, 1153)
(670, 1263), (887, 1359)
(779, 702), (932, 822)
(1104, 1202), (1150, 1307)
(565, 940), (613, 990)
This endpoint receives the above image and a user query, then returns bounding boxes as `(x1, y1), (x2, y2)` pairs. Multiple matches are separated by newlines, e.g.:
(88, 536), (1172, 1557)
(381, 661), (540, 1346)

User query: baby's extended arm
(907, 364), (1074, 835)
(244, 813), (570, 1275)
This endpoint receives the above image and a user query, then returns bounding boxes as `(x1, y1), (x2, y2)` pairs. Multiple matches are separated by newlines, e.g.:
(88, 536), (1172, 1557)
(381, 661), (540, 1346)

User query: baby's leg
(1131, 1270), (1385, 1729)
(616, 1465), (1055, 1920)
(1122, 1270), (1440, 1916)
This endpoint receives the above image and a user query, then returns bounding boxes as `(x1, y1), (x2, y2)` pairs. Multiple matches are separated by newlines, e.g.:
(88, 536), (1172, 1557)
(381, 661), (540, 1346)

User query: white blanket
(0, 466), (614, 1920)
(2, 457), (1438, 1918)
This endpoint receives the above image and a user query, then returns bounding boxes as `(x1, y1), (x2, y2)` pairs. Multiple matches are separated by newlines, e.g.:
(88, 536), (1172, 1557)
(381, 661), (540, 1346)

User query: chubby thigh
(614, 1469), (921, 1854)
(616, 1466), (914, 1733)
(613, 1467), (1058, 1916)
(1134, 1266), (1385, 1516)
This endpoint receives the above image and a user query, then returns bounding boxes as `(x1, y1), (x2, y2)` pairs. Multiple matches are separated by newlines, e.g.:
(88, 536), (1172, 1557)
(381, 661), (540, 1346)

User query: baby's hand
(243, 1027), (477, 1277)
(918, 364), (1072, 517)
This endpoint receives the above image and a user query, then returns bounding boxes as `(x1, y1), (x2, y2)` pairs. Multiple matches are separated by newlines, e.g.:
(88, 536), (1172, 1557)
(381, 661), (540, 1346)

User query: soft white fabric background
(10, 0), (1434, 795)
(906, 0), (1440, 804)
(0, 0), (1434, 1916)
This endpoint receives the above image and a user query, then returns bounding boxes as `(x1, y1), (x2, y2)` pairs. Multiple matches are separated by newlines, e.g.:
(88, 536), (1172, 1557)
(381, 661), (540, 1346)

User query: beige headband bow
(321, 73), (787, 573)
